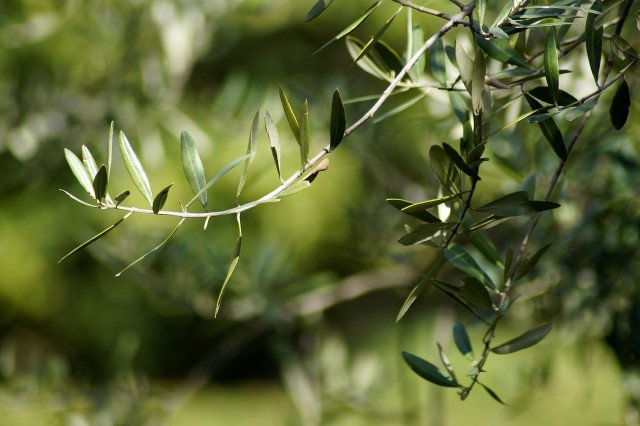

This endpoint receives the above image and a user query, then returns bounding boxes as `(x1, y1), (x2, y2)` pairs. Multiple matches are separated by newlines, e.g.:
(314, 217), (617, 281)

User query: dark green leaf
(479, 383), (508, 405)
(461, 276), (493, 308)
(528, 86), (577, 106)
(402, 352), (461, 387)
(345, 36), (389, 80)
(264, 111), (282, 180)
(237, 111), (260, 199)
(64, 148), (95, 198)
(305, 0), (334, 22)
(216, 214), (242, 317)
(525, 200), (560, 212)
(180, 130), (208, 210)
(432, 280), (492, 324)
(300, 100), (310, 166)
(611, 34), (637, 63)
(524, 95), (567, 160)
(401, 193), (462, 212)
(115, 190), (130, 206)
(354, 7), (402, 66)
(564, 96), (599, 121)
(475, 191), (529, 217)
(517, 243), (552, 279)
(476, 36), (532, 69)
(387, 198), (442, 223)
(527, 114), (553, 124)
(442, 143), (479, 180)
(492, 323), (553, 354)
(543, 28), (559, 105)
(453, 322), (474, 359)
(278, 84), (300, 143)
(186, 153), (252, 208)
(92, 165), (108, 202)
(119, 131), (153, 207)
(398, 222), (455, 246)
(430, 38), (446, 85)
(59, 213), (131, 263)
(430, 145), (461, 194)
(610, 80), (630, 130)
(463, 215), (508, 233)
(152, 184), (173, 214)
(455, 42), (473, 93)
(373, 40), (405, 76)
(585, 0), (603, 82)
(445, 243), (495, 290)
(397, 254), (444, 322)
(313, 1), (383, 54)
(330, 89), (347, 150)
(472, 52), (486, 115)
(503, 246), (513, 282)
(519, 173), (536, 198)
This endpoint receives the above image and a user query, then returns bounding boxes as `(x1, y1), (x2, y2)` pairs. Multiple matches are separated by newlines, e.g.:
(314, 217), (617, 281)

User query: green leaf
(489, 27), (510, 40)
(475, 36), (532, 69)
(610, 34), (637, 63)
(430, 38), (447, 85)
(354, 7), (402, 66)
(279, 181), (311, 198)
(467, 229), (502, 267)
(543, 28), (559, 105)
(119, 131), (153, 206)
(216, 214), (242, 317)
(345, 36), (390, 81)
(453, 322), (474, 359)
(398, 222), (456, 246)
(300, 100), (310, 166)
(445, 243), (495, 290)
(492, 323), (553, 354)
(373, 41), (405, 77)
(503, 246), (514, 282)
(278, 84), (300, 143)
(330, 89), (347, 150)
(373, 93), (426, 123)
(449, 92), (469, 124)
(479, 383), (508, 405)
(475, 191), (558, 217)
(610, 80), (630, 130)
(64, 148), (95, 198)
(564, 96), (599, 121)
(264, 111), (282, 180)
(455, 42), (473, 94)
(92, 165), (108, 202)
(477, 0), (487, 29)
(463, 215), (508, 233)
(408, 23), (425, 81)
(60, 189), (101, 208)
(186, 153), (252, 208)
(585, 0), (602, 82)
(472, 51), (486, 115)
(313, 1), (383, 54)
(517, 243), (552, 279)
(387, 198), (442, 223)
(116, 217), (185, 277)
(82, 145), (98, 179)
(528, 86), (577, 106)
(461, 276), (493, 308)
(432, 280), (492, 324)
(443, 142), (480, 180)
(524, 95), (567, 160)
(305, 0), (334, 22)
(436, 343), (458, 384)
(237, 111), (260, 199)
(401, 193), (462, 212)
(59, 213), (131, 263)
(430, 145), (461, 194)
(402, 352), (461, 387)
(519, 173), (536, 198)
(115, 190), (130, 206)
(180, 130), (208, 210)
(152, 184), (173, 214)
(397, 254), (444, 322)
(107, 122), (114, 184)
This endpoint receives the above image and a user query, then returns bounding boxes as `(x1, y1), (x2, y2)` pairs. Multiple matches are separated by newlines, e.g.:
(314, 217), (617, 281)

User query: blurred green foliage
(0, 0), (638, 423)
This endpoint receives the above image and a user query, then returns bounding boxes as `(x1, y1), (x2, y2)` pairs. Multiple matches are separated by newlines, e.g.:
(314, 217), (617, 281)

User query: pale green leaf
(237, 111), (260, 199)
(119, 132), (153, 206)
(264, 111), (282, 180)
(278, 84), (300, 143)
(492, 323), (553, 354)
(181, 130), (208, 210)
(305, 0), (334, 22)
(64, 148), (95, 198)
(186, 153), (252, 208)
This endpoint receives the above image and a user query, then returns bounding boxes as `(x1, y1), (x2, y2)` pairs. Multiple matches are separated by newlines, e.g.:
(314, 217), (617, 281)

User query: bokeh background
(1, 0), (639, 424)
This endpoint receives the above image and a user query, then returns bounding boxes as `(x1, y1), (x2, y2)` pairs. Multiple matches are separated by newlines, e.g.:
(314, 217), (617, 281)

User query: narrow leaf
(398, 222), (455, 246)
(408, 22), (425, 81)
(305, 0), (334, 22)
(461, 276), (493, 308)
(300, 100), (310, 166)
(443, 143), (480, 180)
(402, 352), (461, 387)
(237, 111), (260, 199)
(455, 42), (473, 93)
(445, 243), (495, 290)
(528, 86), (577, 106)
(59, 189), (101, 208)
(524, 95), (567, 160)
(64, 148), (95, 198)
(59, 213), (131, 263)
(82, 145), (98, 178)
(475, 36), (532, 69)
(430, 145), (461, 194)
(402, 193), (462, 212)
(477, 0), (487, 29)
(345, 36), (390, 81)
(374, 93), (426, 123)
(107, 122), (114, 183)
(152, 184), (173, 214)
(186, 153), (252, 208)
(92, 165), (108, 202)
(180, 131), (208, 210)
(432, 280), (492, 324)
(264, 111), (282, 180)
(373, 41), (405, 76)
(216, 214), (242, 317)
(503, 246), (514, 282)
(585, 0), (602, 82)
(489, 27), (510, 40)
(330, 89), (346, 150)
(397, 253), (444, 321)
(313, 1), (383, 54)
(387, 198), (442, 223)
(479, 383), (508, 405)
(611, 34), (637, 63)
(279, 181), (311, 198)
(467, 229), (502, 267)
(115, 190), (130, 206)
(517, 243), (552, 279)
(543, 28), (559, 105)
(354, 7), (402, 66)
(278, 84), (300, 143)
(564, 96), (599, 121)
(519, 173), (536, 198)
(430, 38), (446, 85)
(475, 191), (529, 217)
(492, 323), (553, 354)
(610, 80), (630, 130)
(453, 322), (474, 359)
(119, 132), (153, 206)
(472, 52), (486, 114)
(437, 343), (458, 383)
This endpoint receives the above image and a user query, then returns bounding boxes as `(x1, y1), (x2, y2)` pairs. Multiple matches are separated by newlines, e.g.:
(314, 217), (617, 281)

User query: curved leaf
(305, 0), (334, 22)
(278, 84), (300, 143)
(387, 198), (442, 223)
(492, 323), (553, 354)
(152, 184), (173, 214)
(517, 243), (552, 279)
(611, 34), (637, 63)
(180, 130), (208, 210)
(453, 322), (474, 359)
(397, 254), (444, 322)
(585, 0), (603, 82)
(119, 131), (153, 206)
(279, 181), (311, 198)
(430, 145), (461, 194)
(59, 213), (131, 263)
(237, 111), (260, 199)
(64, 148), (95, 198)
(82, 145), (98, 178)
(264, 111), (282, 180)
(524, 95), (566, 160)
(115, 190), (130, 206)
(480, 383), (508, 405)
(610, 80), (630, 130)
(216, 214), (242, 317)
(398, 222), (455, 246)
(354, 7), (402, 66)
(564, 96), (599, 121)
(402, 352), (461, 387)
(445, 243), (495, 290)
(402, 193), (462, 212)
(476, 36), (532, 69)
(430, 38), (446, 85)
(443, 142), (480, 180)
(345, 36), (390, 81)
(92, 164), (108, 202)
(543, 28), (559, 105)
(330, 89), (346, 150)
(186, 153), (252, 208)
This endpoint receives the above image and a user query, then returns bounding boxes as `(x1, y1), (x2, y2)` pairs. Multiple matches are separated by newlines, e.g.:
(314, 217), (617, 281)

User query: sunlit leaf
(354, 7), (402, 65)
(279, 181), (311, 198)
(492, 323), (553, 354)
(264, 111), (282, 180)
(186, 153), (252, 208)
(313, 1), (383, 54)
(152, 184), (173, 214)
(430, 38), (446, 85)
(64, 148), (95, 198)
(59, 213), (131, 263)
(300, 100), (310, 166)
(475, 36), (532, 69)
(402, 352), (461, 387)
(564, 96), (599, 121)
(180, 130), (208, 210)
(92, 165), (108, 202)
(107, 122), (114, 184)
(477, 0), (487, 29)
(330, 89), (347, 150)
(408, 23), (425, 81)
(59, 189), (100, 208)
(305, 0), (334, 22)
(524, 95), (566, 160)
(237, 111), (260, 199)
(437, 343), (458, 383)
(345, 36), (390, 81)
(472, 51), (486, 115)
(489, 27), (510, 40)
(543, 28), (559, 105)
(398, 222), (455, 246)
(453, 322), (474, 359)
(446, 243), (495, 290)
(387, 198), (442, 223)
(119, 131), (153, 206)
(374, 93), (426, 123)
(82, 145), (98, 178)
(278, 84), (300, 143)
(402, 193), (462, 212)
(610, 79), (630, 130)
